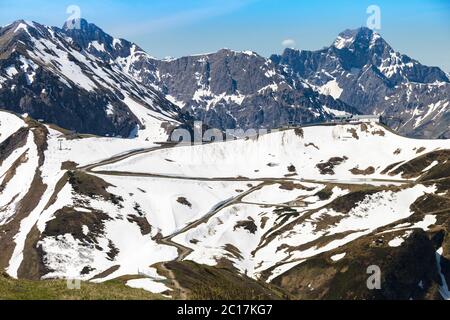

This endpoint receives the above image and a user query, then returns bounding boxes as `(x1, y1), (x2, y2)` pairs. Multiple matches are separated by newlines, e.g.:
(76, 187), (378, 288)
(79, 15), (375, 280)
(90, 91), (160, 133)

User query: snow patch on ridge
(318, 80), (343, 99)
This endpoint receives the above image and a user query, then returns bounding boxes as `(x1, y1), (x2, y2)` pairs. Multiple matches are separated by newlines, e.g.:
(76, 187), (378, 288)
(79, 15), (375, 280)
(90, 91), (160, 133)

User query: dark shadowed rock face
(271, 27), (450, 138)
(118, 26), (449, 137)
(272, 230), (443, 300)
(124, 49), (358, 131)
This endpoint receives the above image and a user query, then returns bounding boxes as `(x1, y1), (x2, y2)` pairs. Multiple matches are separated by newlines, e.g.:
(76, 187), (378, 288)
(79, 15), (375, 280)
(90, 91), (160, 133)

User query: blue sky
(1, 0), (449, 71)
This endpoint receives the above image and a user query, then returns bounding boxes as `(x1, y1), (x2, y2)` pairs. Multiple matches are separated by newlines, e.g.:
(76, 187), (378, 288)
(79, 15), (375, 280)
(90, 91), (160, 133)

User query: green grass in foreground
(0, 273), (165, 300)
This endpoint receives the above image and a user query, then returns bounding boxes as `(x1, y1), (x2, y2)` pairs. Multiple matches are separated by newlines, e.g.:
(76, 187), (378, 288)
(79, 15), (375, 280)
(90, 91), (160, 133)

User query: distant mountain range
(0, 18), (449, 139)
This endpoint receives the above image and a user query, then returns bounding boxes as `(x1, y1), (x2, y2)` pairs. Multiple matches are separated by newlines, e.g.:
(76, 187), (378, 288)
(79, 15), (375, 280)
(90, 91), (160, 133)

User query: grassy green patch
(0, 272), (165, 300)
(160, 261), (290, 300)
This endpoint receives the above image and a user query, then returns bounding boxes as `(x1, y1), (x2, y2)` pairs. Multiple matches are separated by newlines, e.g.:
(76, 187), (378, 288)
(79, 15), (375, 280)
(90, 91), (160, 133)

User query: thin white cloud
(282, 39), (296, 48)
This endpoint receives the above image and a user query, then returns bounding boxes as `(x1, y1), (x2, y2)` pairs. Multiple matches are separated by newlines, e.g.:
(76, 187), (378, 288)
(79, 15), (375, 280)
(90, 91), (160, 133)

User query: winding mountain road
(77, 138), (413, 259)
(73, 134), (415, 295)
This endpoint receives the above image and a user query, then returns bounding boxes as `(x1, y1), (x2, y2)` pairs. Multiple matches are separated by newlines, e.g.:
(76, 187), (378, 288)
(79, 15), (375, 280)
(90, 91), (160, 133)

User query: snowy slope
(0, 111), (177, 287)
(0, 111), (26, 144)
(90, 121), (450, 288)
(173, 183), (435, 280)
(0, 111), (449, 299)
(95, 122), (450, 181)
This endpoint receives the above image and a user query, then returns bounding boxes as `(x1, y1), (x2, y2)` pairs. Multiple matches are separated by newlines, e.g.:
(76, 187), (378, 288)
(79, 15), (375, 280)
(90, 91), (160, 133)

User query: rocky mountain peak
(7, 19), (36, 30)
(60, 18), (140, 62)
(62, 18), (97, 33)
(334, 27), (371, 45)
(331, 27), (393, 71)
(0, 20), (53, 57)
(62, 18), (112, 48)
(333, 27), (386, 50)
(1, 20), (41, 38)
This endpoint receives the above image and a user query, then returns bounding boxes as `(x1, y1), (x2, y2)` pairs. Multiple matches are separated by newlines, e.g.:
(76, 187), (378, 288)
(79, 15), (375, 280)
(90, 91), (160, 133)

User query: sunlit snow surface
(95, 123), (450, 181)
(330, 253), (346, 261)
(126, 278), (172, 294)
(1, 112), (449, 298)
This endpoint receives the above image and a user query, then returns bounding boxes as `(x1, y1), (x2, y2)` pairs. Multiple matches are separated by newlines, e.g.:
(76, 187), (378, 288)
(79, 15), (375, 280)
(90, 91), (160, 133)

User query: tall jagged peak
(60, 18), (138, 58)
(62, 18), (102, 33)
(333, 27), (385, 50)
(61, 18), (111, 44)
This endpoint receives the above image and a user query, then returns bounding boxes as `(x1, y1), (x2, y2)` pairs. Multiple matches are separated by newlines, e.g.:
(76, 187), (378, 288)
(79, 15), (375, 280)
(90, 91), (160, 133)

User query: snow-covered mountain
(0, 20), (191, 140)
(271, 27), (450, 138)
(101, 23), (449, 138)
(1, 109), (449, 299)
(58, 19), (359, 131)
(2, 19), (448, 139)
